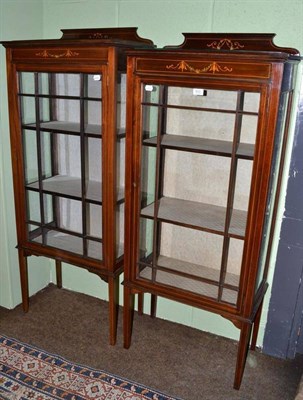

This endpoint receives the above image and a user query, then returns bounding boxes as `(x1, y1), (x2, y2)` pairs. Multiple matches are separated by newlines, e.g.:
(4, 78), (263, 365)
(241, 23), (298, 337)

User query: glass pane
(87, 240), (102, 260)
(19, 72), (35, 94)
(59, 198), (82, 233)
(166, 108), (235, 142)
(142, 105), (159, 140)
(116, 202), (124, 258)
(88, 203), (102, 239)
(243, 92), (260, 113)
(233, 159), (253, 212)
(56, 134), (81, 176)
(142, 84), (161, 103)
(26, 190), (41, 222)
(20, 96), (36, 124)
(141, 146), (156, 209)
(56, 73), (80, 97)
(39, 98), (51, 123)
(85, 74), (102, 99)
(38, 73), (50, 95)
(85, 100), (101, 127)
(29, 198), (103, 261)
(117, 73), (126, 132)
(88, 137), (102, 184)
(117, 137), (125, 196)
(41, 131), (52, 179)
(159, 223), (223, 272)
(167, 87), (238, 110)
(25, 134), (103, 203)
(55, 99), (80, 124)
(23, 130), (38, 184)
(27, 224), (41, 241)
(225, 238), (243, 287)
(241, 115), (258, 145)
(87, 138), (102, 202)
(32, 229), (84, 256)
(138, 217), (154, 262)
(43, 194), (54, 224)
(38, 73), (81, 97)
(256, 92), (290, 291)
(163, 150), (230, 208)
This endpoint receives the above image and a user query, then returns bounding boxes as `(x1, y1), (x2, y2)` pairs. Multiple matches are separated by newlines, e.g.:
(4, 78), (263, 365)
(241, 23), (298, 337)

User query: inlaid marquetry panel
(11, 47), (108, 63)
(135, 58), (272, 80)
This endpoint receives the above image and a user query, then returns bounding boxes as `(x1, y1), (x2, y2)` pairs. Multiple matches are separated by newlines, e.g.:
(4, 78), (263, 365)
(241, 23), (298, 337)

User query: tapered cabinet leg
(234, 322), (253, 390)
(150, 294), (157, 318)
(137, 292), (144, 315)
(108, 277), (119, 346)
(250, 301), (263, 351)
(124, 285), (135, 349)
(55, 260), (62, 289)
(18, 249), (29, 312)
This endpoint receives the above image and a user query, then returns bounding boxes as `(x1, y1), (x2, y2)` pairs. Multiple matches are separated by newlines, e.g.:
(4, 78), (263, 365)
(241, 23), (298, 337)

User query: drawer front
(135, 57), (272, 80)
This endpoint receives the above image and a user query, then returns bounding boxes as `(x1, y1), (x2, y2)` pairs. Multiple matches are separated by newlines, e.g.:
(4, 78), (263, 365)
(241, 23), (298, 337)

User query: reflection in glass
(142, 84), (160, 104)
(255, 92), (290, 292)
(142, 105), (159, 140)
(26, 190), (41, 222)
(141, 146), (156, 208)
(20, 96), (36, 124)
(19, 72), (35, 94)
(43, 194), (54, 224)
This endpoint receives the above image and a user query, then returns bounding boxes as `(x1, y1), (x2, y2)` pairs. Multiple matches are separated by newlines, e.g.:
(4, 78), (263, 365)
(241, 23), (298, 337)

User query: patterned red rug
(0, 335), (180, 400)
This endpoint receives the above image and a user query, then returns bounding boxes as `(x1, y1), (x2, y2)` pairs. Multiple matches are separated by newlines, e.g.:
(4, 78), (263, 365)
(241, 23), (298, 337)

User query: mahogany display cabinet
(2, 28), (153, 345)
(123, 34), (300, 388)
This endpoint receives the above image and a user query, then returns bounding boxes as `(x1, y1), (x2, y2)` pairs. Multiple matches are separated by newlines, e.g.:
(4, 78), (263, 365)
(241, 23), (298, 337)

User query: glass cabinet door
(19, 71), (125, 261)
(136, 83), (261, 306)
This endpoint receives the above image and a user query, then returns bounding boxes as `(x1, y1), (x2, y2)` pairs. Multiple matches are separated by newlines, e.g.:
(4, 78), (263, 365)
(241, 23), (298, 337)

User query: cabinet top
(1, 27), (154, 49)
(163, 33), (300, 57)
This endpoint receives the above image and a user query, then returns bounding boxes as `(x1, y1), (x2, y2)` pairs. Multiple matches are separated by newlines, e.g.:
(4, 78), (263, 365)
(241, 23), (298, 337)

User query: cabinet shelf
(26, 175), (125, 204)
(24, 121), (126, 138)
(31, 229), (102, 259)
(139, 255), (239, 305)
(141, 197), (247, 239)
(143, 134), (254, 159)
(30, 229), (124, 261)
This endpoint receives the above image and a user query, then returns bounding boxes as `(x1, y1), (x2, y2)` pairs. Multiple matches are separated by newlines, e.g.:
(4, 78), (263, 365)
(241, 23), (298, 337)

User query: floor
(0, 284), (302, 400)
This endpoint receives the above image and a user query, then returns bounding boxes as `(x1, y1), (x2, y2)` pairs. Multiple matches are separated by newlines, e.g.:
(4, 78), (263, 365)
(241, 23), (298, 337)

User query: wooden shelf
(26, 175), (124, 204)
(24, 121), (126, 138)
(143, 134), (254, 159)
(31, 230), (102, 259)
(139, 255), (239, 305)
(30, 229), (124, 260)
(141, 197), (247, 239)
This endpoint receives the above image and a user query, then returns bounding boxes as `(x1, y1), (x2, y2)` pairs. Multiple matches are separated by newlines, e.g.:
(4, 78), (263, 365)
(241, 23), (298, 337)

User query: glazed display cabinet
(2, 28), (153, 345)
(123, 34), (300, 388)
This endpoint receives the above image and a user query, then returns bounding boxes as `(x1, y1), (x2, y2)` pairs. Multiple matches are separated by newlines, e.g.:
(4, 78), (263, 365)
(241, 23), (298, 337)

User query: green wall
(0, 0), (50, 309)
(1, 0), (302, 345)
